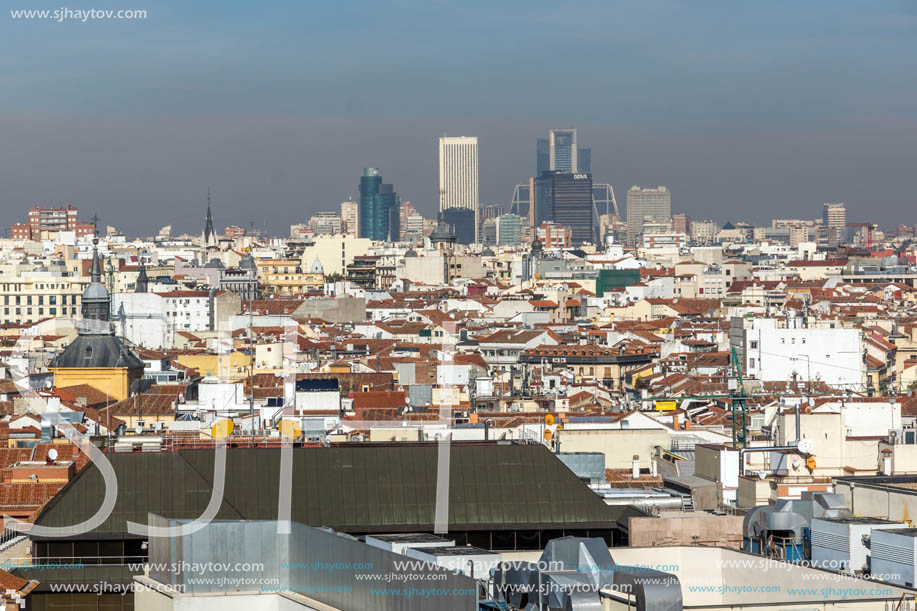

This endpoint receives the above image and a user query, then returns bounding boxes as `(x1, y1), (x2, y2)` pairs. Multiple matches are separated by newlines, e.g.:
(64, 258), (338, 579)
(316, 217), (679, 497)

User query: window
(750, 340), (758, 350)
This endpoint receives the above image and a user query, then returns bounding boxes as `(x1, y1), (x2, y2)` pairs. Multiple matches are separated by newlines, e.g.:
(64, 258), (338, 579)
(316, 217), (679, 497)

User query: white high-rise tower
(437, 136), (479, 241)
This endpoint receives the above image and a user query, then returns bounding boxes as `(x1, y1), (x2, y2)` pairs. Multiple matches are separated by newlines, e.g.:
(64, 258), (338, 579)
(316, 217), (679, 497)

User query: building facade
(549, 129), (577, 172)
(553, 173), (595, 245)
(537, 222), (573, 249)
(437, 136), (479, 241)
(626, 186), (672, 245)
(358, 168), (399, 241)
(11, 205), (96, 240)
(823, 202), (847, 247)
(341, 199), (359, 236)
(309, 212), (343, 235)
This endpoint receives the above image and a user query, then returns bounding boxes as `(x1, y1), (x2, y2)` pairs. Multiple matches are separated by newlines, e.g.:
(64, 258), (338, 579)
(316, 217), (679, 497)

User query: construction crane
(729, 347), (748, 449)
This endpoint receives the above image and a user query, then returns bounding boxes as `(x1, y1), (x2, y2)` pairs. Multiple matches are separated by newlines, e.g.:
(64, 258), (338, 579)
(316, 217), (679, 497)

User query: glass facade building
(358, 168), (399, 241)
(552, 172), (595, 246)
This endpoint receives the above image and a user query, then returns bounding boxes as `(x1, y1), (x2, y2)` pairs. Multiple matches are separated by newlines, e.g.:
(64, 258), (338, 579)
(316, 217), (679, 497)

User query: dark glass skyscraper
(536, 138), (550, 176)
(533, 171), (557, 228)
(534, 171), (596, 245)
(359, 168), (399, 241)
(442, 208), (476, 244)
(577, 147), (591, 174)
(552, 172), (595, 245)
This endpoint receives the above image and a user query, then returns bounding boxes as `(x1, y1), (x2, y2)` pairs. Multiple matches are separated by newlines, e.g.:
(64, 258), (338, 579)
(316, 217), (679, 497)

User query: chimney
(632, 455), (640, 480)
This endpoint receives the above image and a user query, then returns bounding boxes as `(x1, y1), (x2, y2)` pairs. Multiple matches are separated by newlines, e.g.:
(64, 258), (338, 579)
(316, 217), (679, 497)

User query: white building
(113, 290), (240, 349)
(730, 317), (864, 388)
(437, 136), (479, 228)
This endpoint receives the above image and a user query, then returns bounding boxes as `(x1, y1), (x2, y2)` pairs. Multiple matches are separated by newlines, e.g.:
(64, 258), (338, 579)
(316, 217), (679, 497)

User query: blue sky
(1, 0), (915, 234)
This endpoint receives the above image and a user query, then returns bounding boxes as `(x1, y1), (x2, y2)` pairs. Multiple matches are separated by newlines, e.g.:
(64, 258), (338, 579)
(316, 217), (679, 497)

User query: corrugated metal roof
(34, 444), (623, 539)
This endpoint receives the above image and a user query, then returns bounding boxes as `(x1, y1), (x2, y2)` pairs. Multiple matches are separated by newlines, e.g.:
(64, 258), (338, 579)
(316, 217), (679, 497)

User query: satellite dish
(211, 419), (235, 440)
(279, 419), (302, 439)
(48, 448), (58, 461)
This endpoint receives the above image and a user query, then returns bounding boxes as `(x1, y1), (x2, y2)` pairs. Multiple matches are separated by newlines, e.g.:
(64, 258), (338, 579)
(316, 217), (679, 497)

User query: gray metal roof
(49, 334), (145, 370)
(33, 444), (623, 539)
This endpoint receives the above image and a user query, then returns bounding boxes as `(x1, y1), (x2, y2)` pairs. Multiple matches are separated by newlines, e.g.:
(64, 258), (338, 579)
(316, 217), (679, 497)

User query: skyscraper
(358, 168), (399, 241)
(533, 171), (558, 228)
(437, 136), (479, 241)
(549, 129), (577, 172)
(533, 171), (596, 245)
(552, 172), (595, 245)
(577, 147), (591, 174)
(536, 138), (550, 176)
(822, 202), (846, 247)
(626, 186), (671, 245)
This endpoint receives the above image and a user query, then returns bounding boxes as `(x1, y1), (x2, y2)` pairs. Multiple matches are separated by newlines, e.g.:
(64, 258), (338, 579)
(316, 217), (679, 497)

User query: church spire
(89, 238), (102, 283)
(135, 257), (149, 293)
(204, 187), (216, 246)
(81, 238), (111, 324)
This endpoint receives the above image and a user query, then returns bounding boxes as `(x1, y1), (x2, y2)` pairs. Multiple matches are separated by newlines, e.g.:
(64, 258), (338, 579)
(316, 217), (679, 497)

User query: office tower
(577, 147), (591, 174)
(549, 129), (577, 172)
(341, 199), (359, 236)
(437, 136), (479, 242)
(358, 168), (399, 241)
(592, 184), (619, 218)
(536, 138), (550, 176)
(626, 186), (671, 245)
(496, 214), (523, 246)
(552, 173), (595, 245)
(533, 171), (557, 228)
(822, 202), (846, 247)
(533, 171), (595, 245)
(439, 208), (474, 244)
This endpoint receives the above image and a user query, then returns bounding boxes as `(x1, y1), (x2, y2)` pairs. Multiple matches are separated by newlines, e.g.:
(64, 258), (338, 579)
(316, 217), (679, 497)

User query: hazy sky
(2, 0), (915, 235)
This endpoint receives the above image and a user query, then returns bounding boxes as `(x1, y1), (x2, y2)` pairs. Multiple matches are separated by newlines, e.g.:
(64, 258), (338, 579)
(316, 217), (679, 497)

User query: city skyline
(3, 3), (917, 607)
(1, 2), (915, 235)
